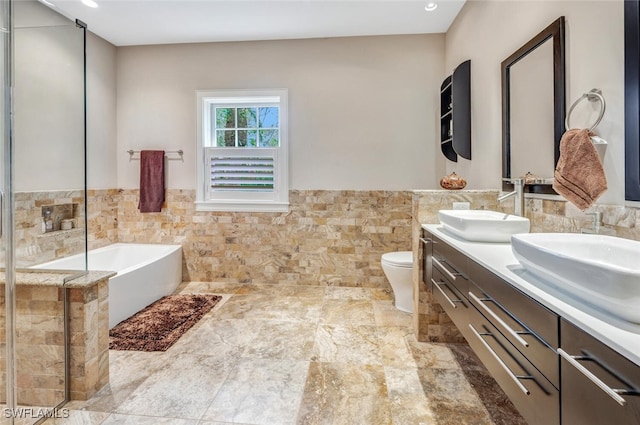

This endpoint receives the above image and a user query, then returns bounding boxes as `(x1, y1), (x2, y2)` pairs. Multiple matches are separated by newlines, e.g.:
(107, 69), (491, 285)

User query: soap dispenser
(43, 209), (53, 233)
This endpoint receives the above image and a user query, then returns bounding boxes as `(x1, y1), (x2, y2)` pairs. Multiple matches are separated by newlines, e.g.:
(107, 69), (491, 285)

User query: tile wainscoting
(11, 188), (639, 342)
(112, 189), (413, 287)
(11, 189), (640, 288)
(412, 190), (500, 343)
(12, 190), (86, 268)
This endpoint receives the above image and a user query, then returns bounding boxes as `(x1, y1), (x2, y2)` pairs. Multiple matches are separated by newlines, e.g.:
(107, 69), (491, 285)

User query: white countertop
(423, 224), (640, 367)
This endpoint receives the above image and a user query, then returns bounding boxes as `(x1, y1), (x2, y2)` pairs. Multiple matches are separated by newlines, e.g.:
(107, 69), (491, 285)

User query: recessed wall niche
(40, 203), (79, 233)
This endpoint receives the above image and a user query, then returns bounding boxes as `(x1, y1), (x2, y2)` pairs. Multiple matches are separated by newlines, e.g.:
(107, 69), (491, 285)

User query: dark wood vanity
(422, 227), (640, 425)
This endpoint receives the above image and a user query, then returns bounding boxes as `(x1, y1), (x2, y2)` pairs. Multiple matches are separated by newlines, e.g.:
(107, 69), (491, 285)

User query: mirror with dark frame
(625, 0), (640, 201)
(501, 17), (565, 194)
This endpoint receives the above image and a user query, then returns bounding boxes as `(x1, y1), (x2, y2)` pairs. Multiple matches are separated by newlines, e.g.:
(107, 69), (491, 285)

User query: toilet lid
(382, 251), (413, 267)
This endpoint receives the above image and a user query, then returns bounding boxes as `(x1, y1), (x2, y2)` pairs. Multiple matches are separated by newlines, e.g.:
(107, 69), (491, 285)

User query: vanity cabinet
(423, 230), (560, 425)
(559, 319), (640, 425)
(424, 233), (471, 330)
(423, 227), (640, 425)
(440, 60), (471, 162)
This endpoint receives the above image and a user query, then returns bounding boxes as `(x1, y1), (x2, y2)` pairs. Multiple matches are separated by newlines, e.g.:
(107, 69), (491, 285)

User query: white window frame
(195, 89), (289, 212)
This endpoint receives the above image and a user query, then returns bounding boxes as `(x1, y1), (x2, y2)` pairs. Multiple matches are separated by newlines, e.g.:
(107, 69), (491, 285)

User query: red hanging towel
(138, 150), (165, 213)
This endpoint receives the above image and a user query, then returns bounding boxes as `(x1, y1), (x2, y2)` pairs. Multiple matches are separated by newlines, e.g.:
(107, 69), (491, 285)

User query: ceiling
(42, 0), (466, 46)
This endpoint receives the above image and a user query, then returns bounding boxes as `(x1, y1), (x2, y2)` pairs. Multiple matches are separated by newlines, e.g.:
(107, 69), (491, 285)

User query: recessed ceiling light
(424, 2), (438, 12)
(39, 0), (55, 7)
(81, 0), (98, 8)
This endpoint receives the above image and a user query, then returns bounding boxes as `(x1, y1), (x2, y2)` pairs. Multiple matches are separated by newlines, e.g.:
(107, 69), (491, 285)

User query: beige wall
(115, 34), (445, 191)
(14, 1), (118, 192)
(14, 16), (84, 192)
(444, 0), (624, 205)
(87, 32), (118, 190)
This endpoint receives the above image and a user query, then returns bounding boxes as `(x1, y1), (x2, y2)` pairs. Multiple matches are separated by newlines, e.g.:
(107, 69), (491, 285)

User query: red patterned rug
(109, 294), (222, 352)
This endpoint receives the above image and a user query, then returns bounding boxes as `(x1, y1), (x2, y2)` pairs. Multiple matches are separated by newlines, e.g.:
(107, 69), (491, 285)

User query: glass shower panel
(14, 6), (85, 269)
(0, 0), (11, 422)
(8, 1), (85, 422)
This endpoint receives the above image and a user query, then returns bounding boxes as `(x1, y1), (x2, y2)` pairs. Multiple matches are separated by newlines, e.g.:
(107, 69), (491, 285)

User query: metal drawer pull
(432, 257), (461, 282)
(468, 291), (529, 349)
(420, 237), (432, 244)
(558, 348), (628, 406)
(468, 323), (531, 396)
(431, 278), (461, 309)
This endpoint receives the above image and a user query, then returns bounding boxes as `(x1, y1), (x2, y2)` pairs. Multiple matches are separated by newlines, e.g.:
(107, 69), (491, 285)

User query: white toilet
(381, 251), (413, 313)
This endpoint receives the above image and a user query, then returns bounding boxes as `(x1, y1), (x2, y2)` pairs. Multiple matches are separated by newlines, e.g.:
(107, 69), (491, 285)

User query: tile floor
(45, 282), (525, 425)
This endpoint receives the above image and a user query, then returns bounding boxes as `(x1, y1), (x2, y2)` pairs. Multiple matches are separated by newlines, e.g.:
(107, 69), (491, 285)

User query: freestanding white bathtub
(33, 243), (183, 328)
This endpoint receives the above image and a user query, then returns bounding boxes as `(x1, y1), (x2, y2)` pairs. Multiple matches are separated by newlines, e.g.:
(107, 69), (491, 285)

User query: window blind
(208, 150), (276, 192)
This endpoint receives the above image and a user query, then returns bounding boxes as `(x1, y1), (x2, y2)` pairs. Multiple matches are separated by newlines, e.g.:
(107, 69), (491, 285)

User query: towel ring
(565, 88), (606, 131)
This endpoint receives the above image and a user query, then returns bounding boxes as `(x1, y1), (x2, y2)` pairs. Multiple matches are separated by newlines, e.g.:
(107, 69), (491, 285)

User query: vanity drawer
(430, 232), (469, 278)
(430, 265), (470, 329)
(466, 305), (559, 425)
(560, 319), (640, 425)
(468, 259), (559, 388)
(432, 249), (470, 296)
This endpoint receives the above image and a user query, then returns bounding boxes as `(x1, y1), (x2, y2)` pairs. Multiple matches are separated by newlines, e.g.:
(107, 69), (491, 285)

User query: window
(196, 89), (289, 212)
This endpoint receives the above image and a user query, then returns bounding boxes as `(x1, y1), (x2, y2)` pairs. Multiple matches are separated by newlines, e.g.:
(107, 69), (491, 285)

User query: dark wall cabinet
(440, 60), (471, 162)
(423, 228), (640, 425)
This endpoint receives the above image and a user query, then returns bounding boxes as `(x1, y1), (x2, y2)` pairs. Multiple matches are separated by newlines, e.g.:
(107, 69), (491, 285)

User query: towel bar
(127, 149), (184, 159)
(565, 88), (606, 132)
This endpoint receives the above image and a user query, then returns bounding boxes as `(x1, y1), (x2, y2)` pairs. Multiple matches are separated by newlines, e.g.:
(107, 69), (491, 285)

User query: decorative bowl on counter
(439, 172), (467, 190)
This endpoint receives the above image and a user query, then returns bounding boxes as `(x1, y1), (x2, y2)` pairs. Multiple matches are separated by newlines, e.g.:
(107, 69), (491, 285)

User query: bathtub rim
(31, 242), (183, 276)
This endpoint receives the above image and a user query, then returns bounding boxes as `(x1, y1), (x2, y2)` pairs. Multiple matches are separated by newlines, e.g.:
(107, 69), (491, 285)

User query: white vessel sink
(511, 233), (640, 323)
(438, 210), (530, 242)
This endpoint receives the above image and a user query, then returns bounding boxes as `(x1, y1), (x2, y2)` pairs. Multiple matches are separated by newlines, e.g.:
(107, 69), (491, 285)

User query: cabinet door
(560, 319), (640, 425)
(452, 60), (471, 159)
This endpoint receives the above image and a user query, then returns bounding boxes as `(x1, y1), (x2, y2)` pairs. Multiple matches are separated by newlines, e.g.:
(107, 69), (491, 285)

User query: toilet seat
(381, 251), (412, 268)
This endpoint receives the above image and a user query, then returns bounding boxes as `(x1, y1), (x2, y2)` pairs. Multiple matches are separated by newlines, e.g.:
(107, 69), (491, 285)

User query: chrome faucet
(498, 178), (525, 216)
(581, 211), (603, 234)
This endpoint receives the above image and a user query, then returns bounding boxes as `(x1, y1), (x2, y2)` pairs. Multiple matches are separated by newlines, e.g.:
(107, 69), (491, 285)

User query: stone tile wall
(86, 189), (119, 251)
(0, 277), (110, 405)
(0, 283), (65, 407)
(411, 190), (499, 342)
(68, 279), (110, 401)
(11, 190), (86, 268)
(116, 189), (413, 287)
(526, 198), (640, 240)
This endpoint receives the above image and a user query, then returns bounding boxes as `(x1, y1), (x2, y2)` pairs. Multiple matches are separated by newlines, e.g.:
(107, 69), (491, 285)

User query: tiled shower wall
(13, 191), (86, 268)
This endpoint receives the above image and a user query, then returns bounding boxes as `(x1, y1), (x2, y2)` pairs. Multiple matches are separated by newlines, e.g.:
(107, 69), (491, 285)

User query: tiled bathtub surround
(116, 189), (412, 287)
(12, 190), (86, 268)
(86, 189), (119, 251)
(8, 189), (411, 288)
(28, 188), (639, 299)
